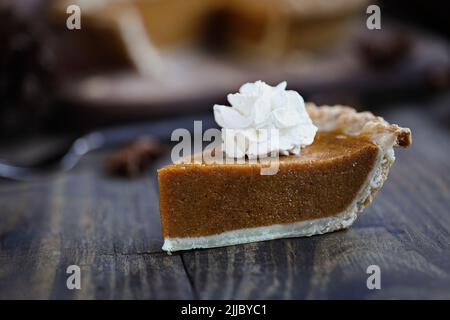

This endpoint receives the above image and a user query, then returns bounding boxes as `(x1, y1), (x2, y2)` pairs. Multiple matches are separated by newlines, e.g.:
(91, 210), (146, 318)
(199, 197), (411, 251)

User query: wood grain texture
(0, 99), (449, 299)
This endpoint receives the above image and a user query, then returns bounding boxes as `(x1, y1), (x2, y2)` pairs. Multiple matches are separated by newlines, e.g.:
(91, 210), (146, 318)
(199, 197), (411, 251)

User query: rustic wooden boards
(0, 102), (449, 299)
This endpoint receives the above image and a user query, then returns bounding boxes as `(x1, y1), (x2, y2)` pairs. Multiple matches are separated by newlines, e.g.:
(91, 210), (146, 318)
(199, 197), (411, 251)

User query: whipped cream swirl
(213, 80), (317, 159)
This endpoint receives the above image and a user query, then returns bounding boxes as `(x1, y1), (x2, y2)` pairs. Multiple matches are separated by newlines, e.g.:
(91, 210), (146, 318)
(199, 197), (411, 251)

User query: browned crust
(306, 103), (412, 148)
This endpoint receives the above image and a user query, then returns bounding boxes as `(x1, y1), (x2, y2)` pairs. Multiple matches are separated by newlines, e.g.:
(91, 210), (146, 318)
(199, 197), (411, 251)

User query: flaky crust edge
(306, 103), (412, 149)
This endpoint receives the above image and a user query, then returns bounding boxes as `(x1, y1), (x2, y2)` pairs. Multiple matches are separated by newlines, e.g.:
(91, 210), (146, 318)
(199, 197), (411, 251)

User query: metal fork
(0, 113), (215, 181)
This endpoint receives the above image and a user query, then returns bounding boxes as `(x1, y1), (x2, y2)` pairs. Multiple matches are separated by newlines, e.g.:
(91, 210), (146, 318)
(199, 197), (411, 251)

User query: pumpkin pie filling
(159, 131), (379, 239)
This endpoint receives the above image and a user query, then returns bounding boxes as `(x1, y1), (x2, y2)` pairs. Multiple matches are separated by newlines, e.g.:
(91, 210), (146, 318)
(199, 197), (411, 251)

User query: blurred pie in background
(50, 0), (368, 76)
(46, 0), (448, 121)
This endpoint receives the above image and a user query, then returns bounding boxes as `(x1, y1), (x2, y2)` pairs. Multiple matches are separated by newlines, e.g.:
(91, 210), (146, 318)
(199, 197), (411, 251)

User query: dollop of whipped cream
(213, 80), (317, 159)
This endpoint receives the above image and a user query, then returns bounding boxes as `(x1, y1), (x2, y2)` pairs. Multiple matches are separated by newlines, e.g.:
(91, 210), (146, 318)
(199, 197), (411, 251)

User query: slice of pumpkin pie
(158, 81), (411, 252)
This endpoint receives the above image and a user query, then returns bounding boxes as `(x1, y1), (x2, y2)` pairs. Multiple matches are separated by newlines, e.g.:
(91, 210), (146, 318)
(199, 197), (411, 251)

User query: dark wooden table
(1, 95), (449, 299)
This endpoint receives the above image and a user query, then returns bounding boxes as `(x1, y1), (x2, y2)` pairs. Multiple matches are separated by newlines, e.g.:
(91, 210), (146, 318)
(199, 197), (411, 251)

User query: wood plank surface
(0, 96), (449, 299)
